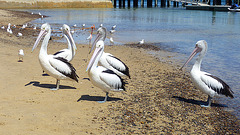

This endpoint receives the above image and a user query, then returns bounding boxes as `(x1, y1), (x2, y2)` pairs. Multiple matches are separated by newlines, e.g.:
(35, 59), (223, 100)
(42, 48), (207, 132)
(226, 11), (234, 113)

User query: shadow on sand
(77, 95), (122, 102)
(172, 96), (227, 107)
(25, 81), (76, 90)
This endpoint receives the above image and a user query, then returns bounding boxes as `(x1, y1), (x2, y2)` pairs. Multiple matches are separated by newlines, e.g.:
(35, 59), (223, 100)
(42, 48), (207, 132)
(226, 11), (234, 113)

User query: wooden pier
(113, 0), (232, 11)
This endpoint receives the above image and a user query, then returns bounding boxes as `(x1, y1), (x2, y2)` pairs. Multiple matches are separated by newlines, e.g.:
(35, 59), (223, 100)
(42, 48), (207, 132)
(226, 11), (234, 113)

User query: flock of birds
(13, 20), (234, 106)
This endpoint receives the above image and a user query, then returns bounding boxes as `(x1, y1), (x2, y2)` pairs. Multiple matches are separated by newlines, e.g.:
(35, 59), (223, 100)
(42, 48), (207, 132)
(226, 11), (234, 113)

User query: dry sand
(0, 9), (239, 134)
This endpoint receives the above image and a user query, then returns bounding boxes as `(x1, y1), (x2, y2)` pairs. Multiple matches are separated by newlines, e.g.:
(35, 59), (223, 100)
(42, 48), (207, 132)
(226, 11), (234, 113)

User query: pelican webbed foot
(200, 96), (212, 107)
(98, 92), (109, 103)
(50, 79), (60, 91)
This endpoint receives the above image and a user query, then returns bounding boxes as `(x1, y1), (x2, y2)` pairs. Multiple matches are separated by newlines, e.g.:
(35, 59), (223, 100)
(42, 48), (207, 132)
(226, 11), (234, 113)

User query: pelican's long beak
(86, 47), (103, 72)
(66, 30), (77, 50)
(89, 33), (101, 54)
(180, 46), (202, 70)
(32, 29), (47, 52)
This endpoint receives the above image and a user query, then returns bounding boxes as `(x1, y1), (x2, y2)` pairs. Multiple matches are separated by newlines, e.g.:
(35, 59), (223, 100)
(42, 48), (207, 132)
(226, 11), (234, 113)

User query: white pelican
(32, 23), (79, 90)
(139, 39), (144, 44)
(90, 27), (130, 78)
(181, 40), (234, 107)
(53, 24), (77, 62)
(18, 49), (24, 61)
(86, 40), (126, 103)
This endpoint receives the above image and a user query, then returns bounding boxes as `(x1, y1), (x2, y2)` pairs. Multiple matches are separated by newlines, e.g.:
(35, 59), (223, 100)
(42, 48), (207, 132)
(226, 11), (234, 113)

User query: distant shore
(0, 9), (239, 134)
(0, 0), (113, 9)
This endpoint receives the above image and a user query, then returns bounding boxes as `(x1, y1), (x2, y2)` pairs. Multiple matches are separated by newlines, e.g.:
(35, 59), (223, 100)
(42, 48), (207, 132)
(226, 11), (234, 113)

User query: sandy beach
(0, 9), (239, 134)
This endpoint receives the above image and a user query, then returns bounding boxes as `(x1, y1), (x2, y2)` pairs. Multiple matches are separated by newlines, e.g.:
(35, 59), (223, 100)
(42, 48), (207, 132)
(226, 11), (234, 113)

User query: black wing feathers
(102, 69), (126, 91)
(54, 57), (79, 82)
(108, 55), (131, 79)
(53, 51), (64, 56)
(205, 74), (234, 98)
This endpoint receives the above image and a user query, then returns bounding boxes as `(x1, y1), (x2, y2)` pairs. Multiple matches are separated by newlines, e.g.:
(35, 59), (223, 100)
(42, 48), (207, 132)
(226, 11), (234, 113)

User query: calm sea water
(23, 7), (240, 118)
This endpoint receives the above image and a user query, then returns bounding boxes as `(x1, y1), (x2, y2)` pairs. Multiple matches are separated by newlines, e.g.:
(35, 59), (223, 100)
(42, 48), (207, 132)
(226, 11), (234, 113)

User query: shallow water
(23, 7), (240, 118)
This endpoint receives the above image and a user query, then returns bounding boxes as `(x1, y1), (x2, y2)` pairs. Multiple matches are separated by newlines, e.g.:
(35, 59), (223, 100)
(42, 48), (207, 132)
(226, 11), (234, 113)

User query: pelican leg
(98, 92), (109, 103)
(50, 79), (60, 90)
(200, 95), (212, 107)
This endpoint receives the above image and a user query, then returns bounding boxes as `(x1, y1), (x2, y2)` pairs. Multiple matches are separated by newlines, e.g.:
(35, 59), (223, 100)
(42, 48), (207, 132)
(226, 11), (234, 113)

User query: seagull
(32, 23), (79, 90)
(7, 24), (12, 34)
(73, 24), (77, 27)
(53, 24), (77, 62)
(112, 25), (117, 30)
(18, 49), (24, 62)
(17, 32), (22, 37)
(109, 37), (114, 45)
(38, 12), (41, 16)
(90, 27), (130, 78)
(180, 40), (234, 107)
(139, 39), (144, 44)
(110, 29), (116, 34)
(86, 40), (126, 103)
(82, 24), (85, 27)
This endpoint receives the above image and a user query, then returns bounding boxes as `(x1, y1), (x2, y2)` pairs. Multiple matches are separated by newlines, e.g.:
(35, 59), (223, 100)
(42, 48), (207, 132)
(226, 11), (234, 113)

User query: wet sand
(0, 9), (239, 134)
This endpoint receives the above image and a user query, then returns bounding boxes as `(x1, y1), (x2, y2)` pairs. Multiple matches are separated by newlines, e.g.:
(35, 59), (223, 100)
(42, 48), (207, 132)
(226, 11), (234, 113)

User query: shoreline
(0, 1), (113, 9)
(0, 9), (239, 134)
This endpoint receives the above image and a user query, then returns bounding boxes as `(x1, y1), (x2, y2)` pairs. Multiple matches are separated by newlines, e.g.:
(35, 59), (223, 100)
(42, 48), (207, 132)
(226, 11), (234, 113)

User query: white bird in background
(112, 25), (117, 30)
(139, 39), (144, 44)
(7, 23), (12, 34)
(1, 26), (4, 29)
(17, 32), (22, 37)
(32, 23), (79, 90)
(82, 24), (86, 27)
(110, 29), (116, 34)
(21, 24), (26, 29)
(86, 40), (126, 103)
(180, 40), (234, 107)
(73, 24), (77, 27)
(31, 12), (34, 15)
(18, 49), (24, 62)
(90, 27), (130, 78)
(33, 26), (37, 30)
(38, 12), (41, 16)
(109, 37), (114, 45)
(99, 24), (103, 27)
(53, 24), (77, 62)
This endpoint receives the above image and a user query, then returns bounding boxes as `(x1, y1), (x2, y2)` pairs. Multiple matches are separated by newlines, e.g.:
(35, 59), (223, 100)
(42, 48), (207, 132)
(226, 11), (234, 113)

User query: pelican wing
(49, 57), (79, 82)
(201, 73), (233, 98)
(100, 69), (125, 91)
(105, 54), (130, 78)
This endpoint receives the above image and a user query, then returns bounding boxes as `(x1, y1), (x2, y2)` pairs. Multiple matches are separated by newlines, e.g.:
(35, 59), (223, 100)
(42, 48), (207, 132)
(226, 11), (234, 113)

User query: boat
(228, 4), (240, 12)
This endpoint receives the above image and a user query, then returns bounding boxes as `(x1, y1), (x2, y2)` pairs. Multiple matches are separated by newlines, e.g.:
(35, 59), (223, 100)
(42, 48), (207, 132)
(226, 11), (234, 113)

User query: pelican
(86, 40), (126, 103)
(32, 23), (79, 90)
(90, 27), (130, 78)
(180, 40), (234, 107)
(18, 49), (24, 61)
(53, 24), (77, 62)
